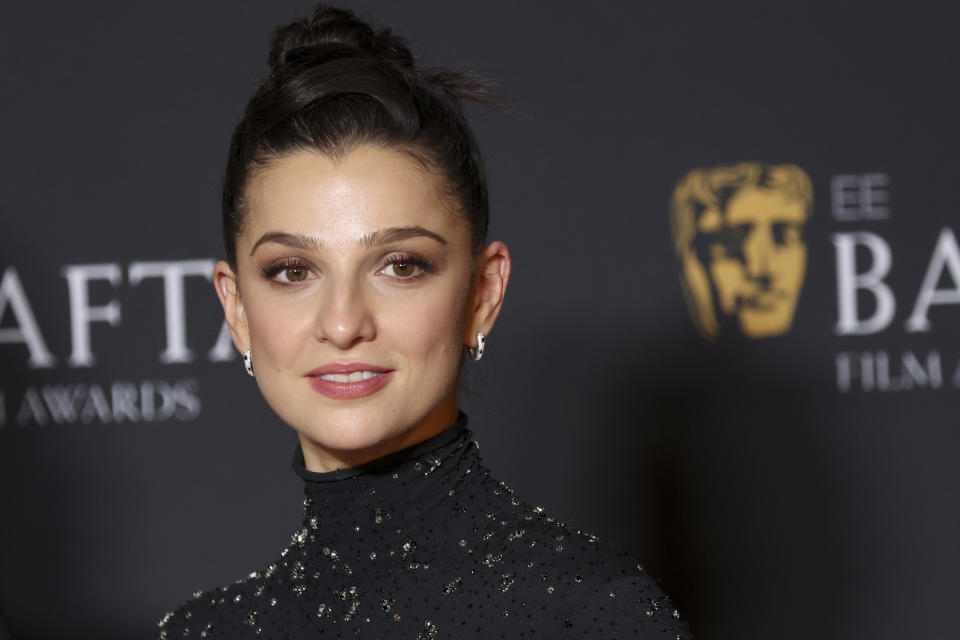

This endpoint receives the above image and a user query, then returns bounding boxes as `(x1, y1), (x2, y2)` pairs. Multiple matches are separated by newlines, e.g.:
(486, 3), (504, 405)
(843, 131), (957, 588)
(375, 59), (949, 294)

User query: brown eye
(285, 266), (307, 282)
(390, 262), (415, 277)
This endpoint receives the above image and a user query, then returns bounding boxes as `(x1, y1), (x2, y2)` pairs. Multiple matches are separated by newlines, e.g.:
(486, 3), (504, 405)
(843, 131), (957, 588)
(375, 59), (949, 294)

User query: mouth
(306, 363), (394, 399)
(737, 290), (787, 311)
(318, 370), (382, 383)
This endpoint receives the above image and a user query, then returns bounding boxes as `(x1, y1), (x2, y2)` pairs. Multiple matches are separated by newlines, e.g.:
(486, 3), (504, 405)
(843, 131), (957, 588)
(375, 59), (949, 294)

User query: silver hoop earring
(468, 332), (485, 362)
(242, 349), (255, 377)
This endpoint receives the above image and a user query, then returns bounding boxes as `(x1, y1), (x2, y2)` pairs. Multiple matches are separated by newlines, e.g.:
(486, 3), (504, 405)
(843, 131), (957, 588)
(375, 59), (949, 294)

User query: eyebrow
(249, 232), (321, 256)
(250, 226), (447, 256)
(361, 226), (447, 248)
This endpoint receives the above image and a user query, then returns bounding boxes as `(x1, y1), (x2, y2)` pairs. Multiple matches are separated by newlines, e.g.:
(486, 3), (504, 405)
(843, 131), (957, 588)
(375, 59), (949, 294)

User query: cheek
(244, 293), (315, 368)
(382, 280), (470, 365)
(711, 261), (746, 291)
(774, 246), (807, 286)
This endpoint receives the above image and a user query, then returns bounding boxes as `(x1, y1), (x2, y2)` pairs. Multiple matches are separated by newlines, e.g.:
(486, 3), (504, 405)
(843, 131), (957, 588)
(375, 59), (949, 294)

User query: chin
(739, 312), (793, 337)
(297, 407), (404, 454)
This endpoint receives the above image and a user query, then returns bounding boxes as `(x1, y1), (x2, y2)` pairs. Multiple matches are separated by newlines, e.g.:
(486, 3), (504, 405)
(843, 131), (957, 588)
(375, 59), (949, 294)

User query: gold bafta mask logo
(670, 162), (813, 340)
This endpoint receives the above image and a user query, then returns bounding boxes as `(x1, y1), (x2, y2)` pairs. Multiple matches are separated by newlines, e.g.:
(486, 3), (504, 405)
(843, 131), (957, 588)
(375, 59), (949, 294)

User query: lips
(737, 289), (788, 311)
(306, 363), (394, 399)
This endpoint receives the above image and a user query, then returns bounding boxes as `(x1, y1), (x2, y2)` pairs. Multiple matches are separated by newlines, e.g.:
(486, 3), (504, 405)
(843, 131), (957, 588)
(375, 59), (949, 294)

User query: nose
(313, 277), (376, 350)
(743, 224), (775, 284)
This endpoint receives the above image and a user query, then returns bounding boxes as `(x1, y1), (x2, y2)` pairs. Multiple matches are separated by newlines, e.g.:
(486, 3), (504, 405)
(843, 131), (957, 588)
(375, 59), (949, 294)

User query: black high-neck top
(157, 415), (691, 639)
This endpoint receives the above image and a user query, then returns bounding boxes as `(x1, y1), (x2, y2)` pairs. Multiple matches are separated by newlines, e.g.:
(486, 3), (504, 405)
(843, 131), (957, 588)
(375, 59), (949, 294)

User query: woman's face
(215, 146), (508, 471)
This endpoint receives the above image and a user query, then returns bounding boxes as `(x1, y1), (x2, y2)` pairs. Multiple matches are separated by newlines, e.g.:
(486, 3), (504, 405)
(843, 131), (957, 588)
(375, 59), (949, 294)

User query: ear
(213, 260), (250, 353)
(465, 241), (512, 347)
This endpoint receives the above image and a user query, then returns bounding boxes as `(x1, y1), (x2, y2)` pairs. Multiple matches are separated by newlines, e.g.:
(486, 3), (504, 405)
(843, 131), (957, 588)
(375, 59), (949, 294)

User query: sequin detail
(155, 417), (691, 638)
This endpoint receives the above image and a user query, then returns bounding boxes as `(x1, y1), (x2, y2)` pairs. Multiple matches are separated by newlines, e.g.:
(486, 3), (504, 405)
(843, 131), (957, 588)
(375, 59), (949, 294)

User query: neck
(293, 411), (476, 526)
(299, 394), (460, 472)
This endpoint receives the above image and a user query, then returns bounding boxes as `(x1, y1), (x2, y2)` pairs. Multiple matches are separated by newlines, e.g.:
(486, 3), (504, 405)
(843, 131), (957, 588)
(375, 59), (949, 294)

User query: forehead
(724, 186), (808, 224)
(241, 146), (467, 247)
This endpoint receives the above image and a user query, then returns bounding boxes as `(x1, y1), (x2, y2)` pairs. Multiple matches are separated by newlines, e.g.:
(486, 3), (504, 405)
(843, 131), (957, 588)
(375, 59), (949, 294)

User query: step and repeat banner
(1, 2), (957, 638)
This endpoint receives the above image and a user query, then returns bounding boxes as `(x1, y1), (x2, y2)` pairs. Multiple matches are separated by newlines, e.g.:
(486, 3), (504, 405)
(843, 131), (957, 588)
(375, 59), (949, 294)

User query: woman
(158, 4), (691, 638)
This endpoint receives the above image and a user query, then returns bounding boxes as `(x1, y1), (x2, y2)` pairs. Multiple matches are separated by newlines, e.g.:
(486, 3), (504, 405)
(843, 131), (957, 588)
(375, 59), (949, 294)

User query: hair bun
(268, 4), (414, 78)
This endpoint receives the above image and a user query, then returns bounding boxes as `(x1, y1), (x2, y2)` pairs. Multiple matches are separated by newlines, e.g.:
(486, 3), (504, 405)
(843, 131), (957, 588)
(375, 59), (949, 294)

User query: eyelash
(259, 253), (436, 286)
(380, 252), (436, 280)
(260, 258), (312, 284)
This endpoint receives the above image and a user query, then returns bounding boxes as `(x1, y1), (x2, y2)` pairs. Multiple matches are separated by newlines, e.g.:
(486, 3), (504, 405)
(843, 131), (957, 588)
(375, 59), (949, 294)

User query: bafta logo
(670, 162), (813, 340)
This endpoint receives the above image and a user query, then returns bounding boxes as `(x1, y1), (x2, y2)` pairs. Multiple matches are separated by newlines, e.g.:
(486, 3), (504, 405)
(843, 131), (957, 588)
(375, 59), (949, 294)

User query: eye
(378, 253), (434, 280)
(280, 266), (309, 282)
(708, 224), (751, 263)
(261, 259), (316, 285)
(772, 222), (802, 247)
(389, 262), (418, 278)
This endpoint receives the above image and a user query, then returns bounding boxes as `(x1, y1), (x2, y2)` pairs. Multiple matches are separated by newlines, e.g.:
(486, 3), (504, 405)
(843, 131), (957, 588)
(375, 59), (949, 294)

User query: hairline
(229, 140), (477, 266)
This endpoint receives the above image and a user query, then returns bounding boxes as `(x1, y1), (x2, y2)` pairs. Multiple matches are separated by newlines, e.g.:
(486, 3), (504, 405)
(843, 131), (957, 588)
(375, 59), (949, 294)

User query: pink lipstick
(306, 362), (394, 399)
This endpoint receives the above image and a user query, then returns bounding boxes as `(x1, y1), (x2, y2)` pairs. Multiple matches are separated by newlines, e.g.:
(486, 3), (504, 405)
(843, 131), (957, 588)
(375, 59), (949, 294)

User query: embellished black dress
(157, 415), (691, 639)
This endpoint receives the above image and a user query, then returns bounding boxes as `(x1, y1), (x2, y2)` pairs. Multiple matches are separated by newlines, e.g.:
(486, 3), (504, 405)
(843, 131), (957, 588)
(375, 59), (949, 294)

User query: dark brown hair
(222, 4), (495, 267)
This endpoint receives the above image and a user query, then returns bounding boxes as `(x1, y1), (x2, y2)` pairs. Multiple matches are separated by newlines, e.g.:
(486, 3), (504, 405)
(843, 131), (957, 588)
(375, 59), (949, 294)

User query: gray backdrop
(1, 1), (958, 638)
